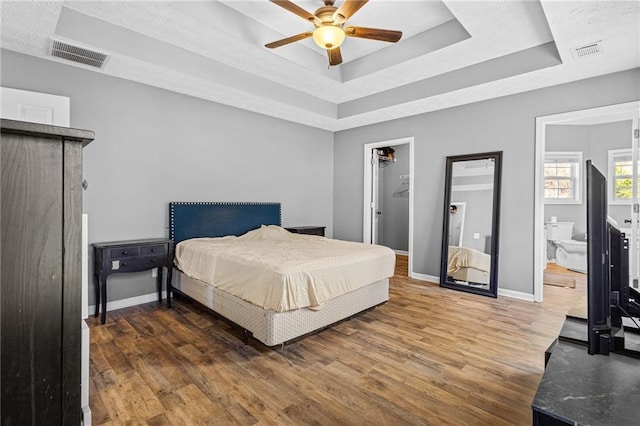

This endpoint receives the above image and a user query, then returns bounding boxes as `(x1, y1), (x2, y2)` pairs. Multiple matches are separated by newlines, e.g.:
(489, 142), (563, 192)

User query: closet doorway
(363, 137), (414, 277)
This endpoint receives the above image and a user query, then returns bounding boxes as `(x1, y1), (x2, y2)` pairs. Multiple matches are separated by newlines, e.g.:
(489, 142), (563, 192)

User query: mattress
(175, 225), (396, 312)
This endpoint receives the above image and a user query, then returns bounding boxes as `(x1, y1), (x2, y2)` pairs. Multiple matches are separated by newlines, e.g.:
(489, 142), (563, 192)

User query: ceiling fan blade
(334, 0), (368, 24)
(269, 0), (319, 24)
(327, 47), (343, 66)
(265, 31), (313, 49)
(344, 26), (402, 43)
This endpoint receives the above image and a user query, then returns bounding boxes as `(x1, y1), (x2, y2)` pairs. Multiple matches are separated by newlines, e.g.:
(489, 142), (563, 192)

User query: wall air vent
(570, 41), (603, 60)
(49, 39), (109, 69)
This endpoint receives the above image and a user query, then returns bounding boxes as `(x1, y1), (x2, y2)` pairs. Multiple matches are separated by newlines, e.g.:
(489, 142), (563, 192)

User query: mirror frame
(440, 151), (502, 297)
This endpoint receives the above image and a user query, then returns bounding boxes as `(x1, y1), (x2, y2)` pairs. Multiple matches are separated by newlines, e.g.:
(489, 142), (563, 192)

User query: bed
(447, 245), (491, 285)
(168, 202), (395, 347)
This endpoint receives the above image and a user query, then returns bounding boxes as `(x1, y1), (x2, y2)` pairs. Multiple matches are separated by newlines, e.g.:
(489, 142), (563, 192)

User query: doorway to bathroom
(534, 101), (640, 306)
(363, 137), (414, 277)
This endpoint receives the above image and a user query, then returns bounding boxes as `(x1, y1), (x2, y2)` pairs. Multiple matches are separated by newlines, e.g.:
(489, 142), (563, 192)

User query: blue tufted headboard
(169, 202), (281, 245)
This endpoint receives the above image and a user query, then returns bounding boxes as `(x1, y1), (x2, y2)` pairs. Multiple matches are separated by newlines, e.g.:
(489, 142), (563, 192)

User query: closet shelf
(378, 155), (396, 167)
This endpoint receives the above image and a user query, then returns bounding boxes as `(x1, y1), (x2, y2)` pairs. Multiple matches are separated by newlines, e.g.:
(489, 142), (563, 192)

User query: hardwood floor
(395, 254), (408, 277)
(543, 263), (587, 319)
(88, 257), (577, 425)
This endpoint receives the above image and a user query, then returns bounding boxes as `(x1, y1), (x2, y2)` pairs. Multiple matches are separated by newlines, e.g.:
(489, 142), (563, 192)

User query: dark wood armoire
(1, 119), (94, 425)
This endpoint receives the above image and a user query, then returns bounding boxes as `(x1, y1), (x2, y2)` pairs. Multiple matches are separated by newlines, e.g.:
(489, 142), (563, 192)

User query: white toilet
(546, 221), (587, 273)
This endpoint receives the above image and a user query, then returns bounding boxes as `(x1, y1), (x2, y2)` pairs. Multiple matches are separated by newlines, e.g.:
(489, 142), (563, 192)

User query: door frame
(449, 201), (467, 247)
(371, 150), (381, 244)
(363, 137), (415, 276)
(534, 101), (640, 302)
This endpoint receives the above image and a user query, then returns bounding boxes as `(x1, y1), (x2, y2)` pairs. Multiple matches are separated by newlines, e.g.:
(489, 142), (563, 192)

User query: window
(544, 152), (582, 204)
(608, 149), (640, 204)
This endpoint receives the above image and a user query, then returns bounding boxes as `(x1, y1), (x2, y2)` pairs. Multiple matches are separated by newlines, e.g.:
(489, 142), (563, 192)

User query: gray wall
(380, 143), (410, 251)
(545, 121), (632, 240)
(2, 47), (638, 299)
(333, 68), (640, 294)
(1, 49), (334, 305)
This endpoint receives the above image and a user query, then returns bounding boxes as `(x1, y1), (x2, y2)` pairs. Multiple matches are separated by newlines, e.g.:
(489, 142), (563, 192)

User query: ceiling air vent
(49, 39), (109, 69)
(570, 41), (603, 60)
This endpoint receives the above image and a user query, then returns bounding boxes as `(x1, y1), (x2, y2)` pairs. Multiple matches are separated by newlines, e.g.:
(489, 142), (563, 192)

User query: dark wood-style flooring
(88, 255), (580, 425)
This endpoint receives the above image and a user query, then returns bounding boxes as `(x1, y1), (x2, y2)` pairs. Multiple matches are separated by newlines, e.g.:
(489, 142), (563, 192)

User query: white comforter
(447, 246), (491, 274)
(175, 225), (396, 312)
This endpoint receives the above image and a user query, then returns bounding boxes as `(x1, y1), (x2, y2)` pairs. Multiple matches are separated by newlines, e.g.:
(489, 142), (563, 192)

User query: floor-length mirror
(440, 151), (502, 297)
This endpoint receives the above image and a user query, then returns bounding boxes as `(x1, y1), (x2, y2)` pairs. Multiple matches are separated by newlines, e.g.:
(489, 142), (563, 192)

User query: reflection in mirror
(449, 202), (466, 247)
(440, 152), (502, 297)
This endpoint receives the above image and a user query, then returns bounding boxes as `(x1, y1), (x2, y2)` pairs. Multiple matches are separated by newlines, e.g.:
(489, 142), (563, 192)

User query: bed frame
(168, 202), (389, 347)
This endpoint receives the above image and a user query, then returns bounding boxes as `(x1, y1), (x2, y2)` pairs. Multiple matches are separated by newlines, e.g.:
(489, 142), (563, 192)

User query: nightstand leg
(167, 267), (173, 308)
(94, 273), (100, 318)
(100, 273), (108, 324)
(157, 268), (163, 303)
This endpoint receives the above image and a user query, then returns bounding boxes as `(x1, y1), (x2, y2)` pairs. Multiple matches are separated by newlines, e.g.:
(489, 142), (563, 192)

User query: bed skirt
(450, 267), (489, 285)
(171, 270), (389, 346)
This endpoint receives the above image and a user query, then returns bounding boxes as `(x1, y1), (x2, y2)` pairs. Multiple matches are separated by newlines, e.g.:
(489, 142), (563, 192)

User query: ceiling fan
(265, 0), (403, 66)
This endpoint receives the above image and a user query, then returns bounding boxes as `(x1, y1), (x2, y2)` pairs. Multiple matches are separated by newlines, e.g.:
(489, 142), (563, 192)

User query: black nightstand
(285, 226), (326, 236)
(92, 238), (173, 324)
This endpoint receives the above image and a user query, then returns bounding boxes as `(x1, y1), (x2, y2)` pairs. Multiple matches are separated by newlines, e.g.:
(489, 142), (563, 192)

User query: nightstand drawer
(140, 244), (167, 256)
(110, 256), (165, 273)
(110, 247), (139, 259)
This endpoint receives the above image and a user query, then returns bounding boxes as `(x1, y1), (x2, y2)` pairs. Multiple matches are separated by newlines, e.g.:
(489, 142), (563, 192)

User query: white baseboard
(498, 288), (535, 301)
(394, 250), (409, 256)
(87, 283), (535, 314)
(81, 321), (91, 426)
(410, 272), (440, 283)
(88, 291), (167, 315)
(408, 273), (535, 302)
(82, 405), (92, 426)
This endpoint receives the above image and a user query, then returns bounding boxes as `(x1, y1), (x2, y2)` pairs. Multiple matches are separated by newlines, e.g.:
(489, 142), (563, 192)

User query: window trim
(608, 148), (637, 205)
(544, 151), (583, 205)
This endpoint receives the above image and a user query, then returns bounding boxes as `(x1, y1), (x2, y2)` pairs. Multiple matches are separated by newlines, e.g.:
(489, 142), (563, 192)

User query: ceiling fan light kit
(266, 0), (403, 66)
(313, 25), (346, 49)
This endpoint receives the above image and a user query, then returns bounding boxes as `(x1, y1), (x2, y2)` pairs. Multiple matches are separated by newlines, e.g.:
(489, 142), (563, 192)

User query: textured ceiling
(1, 1), (638, 131)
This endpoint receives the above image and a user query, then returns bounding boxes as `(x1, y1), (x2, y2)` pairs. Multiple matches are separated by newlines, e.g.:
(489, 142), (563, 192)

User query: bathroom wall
(545, 120), (633, 240)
